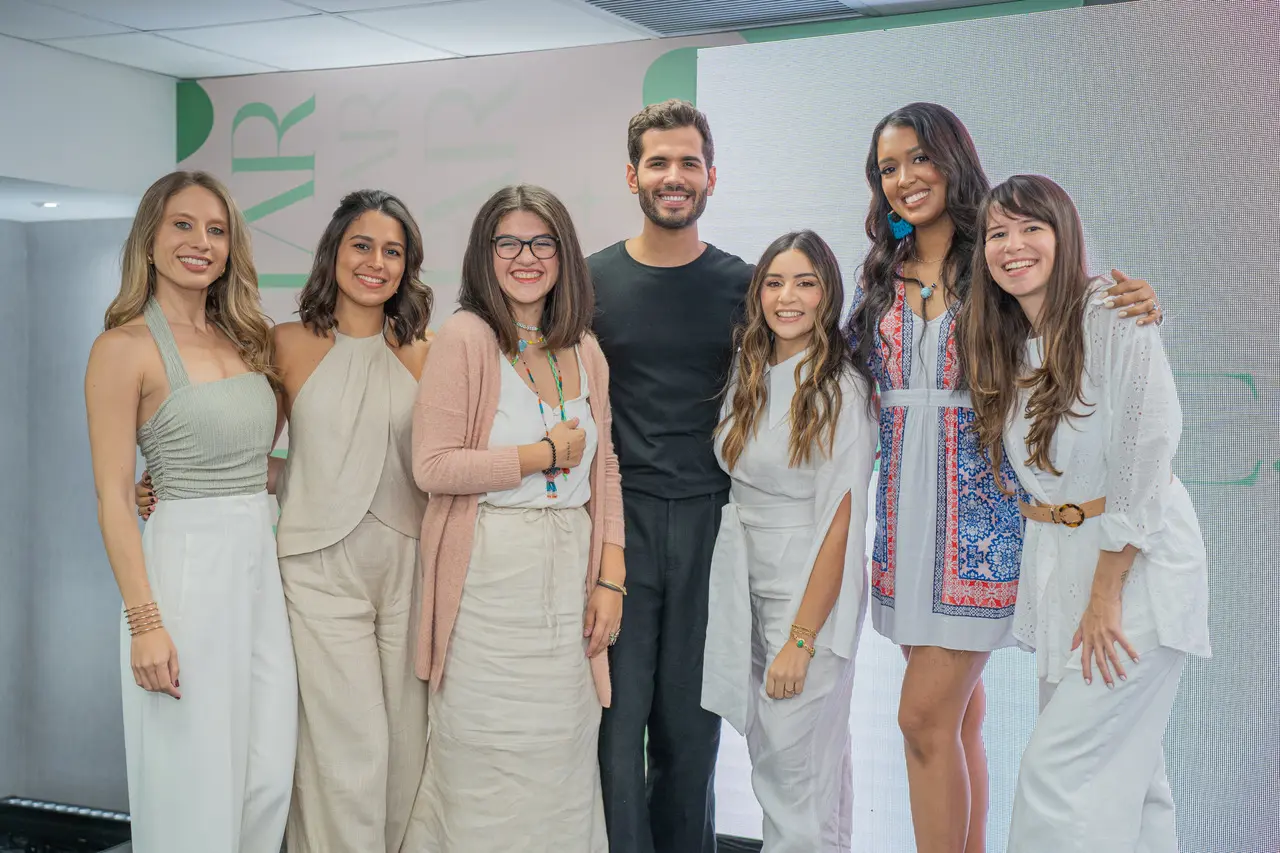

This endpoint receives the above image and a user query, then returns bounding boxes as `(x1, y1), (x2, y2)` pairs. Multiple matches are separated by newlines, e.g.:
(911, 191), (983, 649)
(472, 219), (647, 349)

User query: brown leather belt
(1018, 497), (1106, 528)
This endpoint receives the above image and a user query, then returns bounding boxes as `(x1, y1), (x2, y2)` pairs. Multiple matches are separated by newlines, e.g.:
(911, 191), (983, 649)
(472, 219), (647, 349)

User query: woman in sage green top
(139, 189), (435, 853)
(85, 170), (296, 853)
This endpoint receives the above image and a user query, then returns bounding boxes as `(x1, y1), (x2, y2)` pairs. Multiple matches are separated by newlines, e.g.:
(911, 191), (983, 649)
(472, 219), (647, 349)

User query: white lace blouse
(1002, 281), (1211, 683)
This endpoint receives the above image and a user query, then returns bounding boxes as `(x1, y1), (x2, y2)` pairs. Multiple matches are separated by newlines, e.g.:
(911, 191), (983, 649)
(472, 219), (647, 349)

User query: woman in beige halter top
(139, 189), (435, 851)
(85, 171), (297, 852)
(272, 190), (434, 852)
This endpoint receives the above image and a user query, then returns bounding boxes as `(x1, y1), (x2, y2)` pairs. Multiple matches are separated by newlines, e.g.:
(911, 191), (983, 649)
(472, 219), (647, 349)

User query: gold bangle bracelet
(597, 579), (627, 597)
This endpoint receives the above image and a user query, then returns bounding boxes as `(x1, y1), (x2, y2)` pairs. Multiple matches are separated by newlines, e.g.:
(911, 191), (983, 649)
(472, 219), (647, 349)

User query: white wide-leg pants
(122, 492), (298, 853)
(1007, 645), (1185, 853)
(746, 593), (858, 853)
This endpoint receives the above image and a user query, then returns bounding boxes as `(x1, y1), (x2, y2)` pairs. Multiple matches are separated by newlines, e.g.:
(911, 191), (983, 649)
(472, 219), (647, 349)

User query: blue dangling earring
(887, 211), (914, 240)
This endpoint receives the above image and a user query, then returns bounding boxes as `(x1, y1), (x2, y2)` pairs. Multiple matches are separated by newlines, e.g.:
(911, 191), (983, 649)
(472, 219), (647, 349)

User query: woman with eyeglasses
(406, 184), (625, 851)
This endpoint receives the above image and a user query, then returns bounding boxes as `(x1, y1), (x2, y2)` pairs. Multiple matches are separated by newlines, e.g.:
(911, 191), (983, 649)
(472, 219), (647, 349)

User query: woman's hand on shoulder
(1102, 269), (1163, 326)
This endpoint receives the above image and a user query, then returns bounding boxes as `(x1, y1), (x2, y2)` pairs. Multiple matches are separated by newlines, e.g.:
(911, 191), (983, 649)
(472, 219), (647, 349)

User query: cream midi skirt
(408, 504), (607, 852)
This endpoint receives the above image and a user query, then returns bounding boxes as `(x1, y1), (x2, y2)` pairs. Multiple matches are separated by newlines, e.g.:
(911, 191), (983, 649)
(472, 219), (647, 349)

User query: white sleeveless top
(484, 347), (596, 508)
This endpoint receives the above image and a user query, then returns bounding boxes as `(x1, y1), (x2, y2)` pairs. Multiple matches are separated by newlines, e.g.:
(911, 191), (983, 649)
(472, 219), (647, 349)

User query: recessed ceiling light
(34, 201), (59, 208)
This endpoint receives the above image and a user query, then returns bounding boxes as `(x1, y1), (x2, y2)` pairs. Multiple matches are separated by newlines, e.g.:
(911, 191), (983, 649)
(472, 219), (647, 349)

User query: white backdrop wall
(697, 1), (1280, 850)
(0, 35), (174, 194)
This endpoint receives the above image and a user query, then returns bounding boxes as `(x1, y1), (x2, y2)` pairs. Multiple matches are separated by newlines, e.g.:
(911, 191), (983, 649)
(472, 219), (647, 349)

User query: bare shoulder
(88, 321), (151, 366)
(272, 319), (318, 349)
(397, 330), (434, 379)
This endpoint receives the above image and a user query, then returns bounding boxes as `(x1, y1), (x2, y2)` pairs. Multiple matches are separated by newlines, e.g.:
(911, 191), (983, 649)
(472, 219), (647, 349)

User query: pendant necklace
(510, 321), (569, 498)
(911, 251), (946, 303)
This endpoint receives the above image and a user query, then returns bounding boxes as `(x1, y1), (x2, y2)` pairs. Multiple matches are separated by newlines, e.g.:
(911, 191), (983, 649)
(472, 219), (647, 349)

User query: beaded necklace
(511, 323), (570, 499)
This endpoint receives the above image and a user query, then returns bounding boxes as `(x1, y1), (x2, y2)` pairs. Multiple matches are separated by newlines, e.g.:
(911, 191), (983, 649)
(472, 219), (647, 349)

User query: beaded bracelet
(540, 435), (557, 474)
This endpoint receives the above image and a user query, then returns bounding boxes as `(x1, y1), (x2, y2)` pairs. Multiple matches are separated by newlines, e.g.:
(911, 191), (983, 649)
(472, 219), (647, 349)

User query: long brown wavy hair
(457, 184), (593, 357)
(844, 103), (990, 409)
(105, 170), (277, 385)
(717, 231), (857, 470)
(297, 189), (433, 344)
(965, 175), (1092, 483)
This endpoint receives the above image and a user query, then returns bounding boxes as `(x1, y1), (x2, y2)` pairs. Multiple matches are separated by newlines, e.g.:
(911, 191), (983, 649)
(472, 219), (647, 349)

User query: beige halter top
(276, 330), (426, 557)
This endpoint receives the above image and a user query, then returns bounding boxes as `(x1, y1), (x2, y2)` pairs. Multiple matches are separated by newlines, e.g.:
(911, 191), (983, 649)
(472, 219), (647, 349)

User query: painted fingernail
(1120, 674), (1127, 681)
(1103, 297), (1116, 308)
(1117, 309), (1128, 317)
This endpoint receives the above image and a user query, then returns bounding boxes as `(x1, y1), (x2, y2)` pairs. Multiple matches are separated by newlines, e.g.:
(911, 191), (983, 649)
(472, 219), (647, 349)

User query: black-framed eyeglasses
(492, 234), (559, 260)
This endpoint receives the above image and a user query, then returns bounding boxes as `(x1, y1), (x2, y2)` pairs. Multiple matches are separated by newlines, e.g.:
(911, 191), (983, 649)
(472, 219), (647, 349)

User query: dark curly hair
(297, 189), (433, 344)
(844, 103), (990, 405)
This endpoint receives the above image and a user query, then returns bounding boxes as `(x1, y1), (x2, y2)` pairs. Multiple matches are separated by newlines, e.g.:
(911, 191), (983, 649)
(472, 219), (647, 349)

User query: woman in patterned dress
(844, 103), (1164, 853)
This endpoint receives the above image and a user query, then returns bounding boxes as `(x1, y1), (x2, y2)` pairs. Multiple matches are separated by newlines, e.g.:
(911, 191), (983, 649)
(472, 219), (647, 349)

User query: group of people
(84, 98), (1210, 853)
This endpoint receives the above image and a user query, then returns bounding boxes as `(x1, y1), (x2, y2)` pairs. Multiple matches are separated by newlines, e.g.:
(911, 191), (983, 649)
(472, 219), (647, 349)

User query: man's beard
(638, 184), (709, 230)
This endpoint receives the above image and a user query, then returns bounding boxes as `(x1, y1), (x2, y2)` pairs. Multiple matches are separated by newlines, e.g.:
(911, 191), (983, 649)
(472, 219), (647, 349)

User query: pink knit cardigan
(411, 310), (625, 706)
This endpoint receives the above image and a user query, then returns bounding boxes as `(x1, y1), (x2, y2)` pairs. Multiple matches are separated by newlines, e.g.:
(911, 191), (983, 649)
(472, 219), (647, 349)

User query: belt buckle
(1051, 503), (1085, 528)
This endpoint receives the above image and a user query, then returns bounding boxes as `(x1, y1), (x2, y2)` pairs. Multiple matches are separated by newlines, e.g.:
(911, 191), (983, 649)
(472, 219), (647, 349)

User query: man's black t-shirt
(589, 240), (753, 500)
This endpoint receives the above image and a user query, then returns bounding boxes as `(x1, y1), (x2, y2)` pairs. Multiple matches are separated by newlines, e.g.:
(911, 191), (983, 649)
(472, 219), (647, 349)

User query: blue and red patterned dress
(856, 279), (1025, 651)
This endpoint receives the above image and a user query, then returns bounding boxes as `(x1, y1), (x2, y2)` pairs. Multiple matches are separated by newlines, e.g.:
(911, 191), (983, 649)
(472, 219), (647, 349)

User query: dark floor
(0, 799), (131, 853)
(1, 796), (761, 853)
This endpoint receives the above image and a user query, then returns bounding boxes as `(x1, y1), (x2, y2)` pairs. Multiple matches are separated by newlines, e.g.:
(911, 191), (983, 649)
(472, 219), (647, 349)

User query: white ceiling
(0, 0), (657, 77)
(0, 0), (1008, 79)
(0, 177), (140, 222)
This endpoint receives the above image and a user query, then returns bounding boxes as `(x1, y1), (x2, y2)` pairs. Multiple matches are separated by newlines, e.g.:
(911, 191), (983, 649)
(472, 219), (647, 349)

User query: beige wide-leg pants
(281, 513), (428, 853)
(122, 492), (297, 853)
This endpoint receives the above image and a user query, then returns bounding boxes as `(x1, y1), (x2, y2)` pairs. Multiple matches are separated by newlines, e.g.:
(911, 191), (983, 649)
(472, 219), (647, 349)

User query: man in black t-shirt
(589, 100), (753, 853)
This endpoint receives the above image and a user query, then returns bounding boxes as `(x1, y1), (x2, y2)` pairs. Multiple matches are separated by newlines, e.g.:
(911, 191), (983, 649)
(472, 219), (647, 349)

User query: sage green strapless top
(137, 297), (275, 500)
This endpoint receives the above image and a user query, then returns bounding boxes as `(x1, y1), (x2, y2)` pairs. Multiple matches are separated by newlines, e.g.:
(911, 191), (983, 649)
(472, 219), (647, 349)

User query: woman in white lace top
(963, 174), (1210, 852)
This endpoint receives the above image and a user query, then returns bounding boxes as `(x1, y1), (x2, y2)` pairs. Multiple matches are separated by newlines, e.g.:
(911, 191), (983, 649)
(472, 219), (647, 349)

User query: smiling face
(493, 209), (560, 314)
(334, 210), (406, 311)
(984, 204), (1058, 323)
(150, 185), (230, 294)
(761, 248), (824, 355)
(876, 123), (949, 230)
(627, 126), (715, 230)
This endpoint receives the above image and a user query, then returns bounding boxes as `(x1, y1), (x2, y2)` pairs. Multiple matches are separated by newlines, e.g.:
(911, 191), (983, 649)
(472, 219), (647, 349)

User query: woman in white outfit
(85, 171), (297, 852)
(702, 230), (878, 852)
(964, 174), (1210, 851)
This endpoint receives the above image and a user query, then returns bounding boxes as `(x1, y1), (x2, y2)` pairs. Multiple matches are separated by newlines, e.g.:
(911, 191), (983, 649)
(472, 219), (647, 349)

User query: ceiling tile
(0, 0), (131, 39)
(585, 0), (861, 36)
(855, 0), (999, 12)
(44, 31), (280, 77)
(289, 0), (459, 11)
(158, 15), (456, 72)
(346, 0), (647, 56)
(35, 0), (316, 30)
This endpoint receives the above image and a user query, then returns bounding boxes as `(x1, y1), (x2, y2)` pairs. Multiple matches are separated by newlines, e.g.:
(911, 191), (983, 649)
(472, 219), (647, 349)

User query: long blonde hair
(717, 231), (857, 470)
(105, 170), (277, 385)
